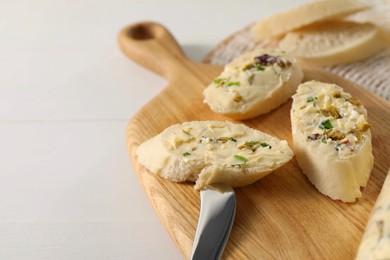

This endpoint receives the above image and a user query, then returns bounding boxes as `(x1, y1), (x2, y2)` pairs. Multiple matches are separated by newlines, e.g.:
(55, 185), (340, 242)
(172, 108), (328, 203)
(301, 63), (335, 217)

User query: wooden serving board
(119, 22), (390, 259)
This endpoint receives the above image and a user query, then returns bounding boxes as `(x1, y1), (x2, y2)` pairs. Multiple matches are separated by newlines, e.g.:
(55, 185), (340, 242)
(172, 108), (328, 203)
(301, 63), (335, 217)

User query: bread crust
(279, 21), (388, 66)
(252, 0), (368, 39)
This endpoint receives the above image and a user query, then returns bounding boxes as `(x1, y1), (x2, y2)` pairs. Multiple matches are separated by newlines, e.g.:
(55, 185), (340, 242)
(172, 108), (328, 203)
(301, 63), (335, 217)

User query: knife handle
(118, 21), (188, 79)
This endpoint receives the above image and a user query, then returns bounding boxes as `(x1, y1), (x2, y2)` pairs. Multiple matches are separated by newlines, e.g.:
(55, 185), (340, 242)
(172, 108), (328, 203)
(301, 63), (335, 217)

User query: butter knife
(190, 184), (236, 260)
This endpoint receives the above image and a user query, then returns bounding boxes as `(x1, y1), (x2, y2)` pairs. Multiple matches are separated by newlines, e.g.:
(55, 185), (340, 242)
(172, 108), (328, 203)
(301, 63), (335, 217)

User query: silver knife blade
(190, 184), (236, 260)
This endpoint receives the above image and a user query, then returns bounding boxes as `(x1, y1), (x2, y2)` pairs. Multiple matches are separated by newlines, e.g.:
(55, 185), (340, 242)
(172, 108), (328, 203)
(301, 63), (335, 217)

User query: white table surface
(1, 0), (309, 259)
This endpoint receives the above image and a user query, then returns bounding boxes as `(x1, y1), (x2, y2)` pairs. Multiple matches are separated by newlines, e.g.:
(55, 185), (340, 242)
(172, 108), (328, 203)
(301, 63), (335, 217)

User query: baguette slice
(252, 0), (367, 39)
(355, 168), (390, 259)
(279, 21), (388, 66)
(203, 50), (303, 120)
(291, 81), (374, 202)
(136, 121), (293, 190)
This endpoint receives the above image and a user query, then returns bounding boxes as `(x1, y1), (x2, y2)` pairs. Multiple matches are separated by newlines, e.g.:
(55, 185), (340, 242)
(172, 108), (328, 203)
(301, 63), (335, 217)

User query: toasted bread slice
(137, 121), (293, 190)
(291, 81), (374, 202)
(252, 0), (367, 39)
(279, 21), (388, 65)
(203, 50), (303, 120)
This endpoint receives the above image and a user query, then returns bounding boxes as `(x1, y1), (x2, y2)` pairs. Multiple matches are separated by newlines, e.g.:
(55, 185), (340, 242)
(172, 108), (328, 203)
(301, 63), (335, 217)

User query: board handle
(118, 21), (187, 79)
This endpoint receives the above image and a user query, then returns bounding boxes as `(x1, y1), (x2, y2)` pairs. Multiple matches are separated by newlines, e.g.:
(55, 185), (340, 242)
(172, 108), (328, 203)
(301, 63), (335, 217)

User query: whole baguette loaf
(136, 121), (293, 190)
(291, 81), (374, 202)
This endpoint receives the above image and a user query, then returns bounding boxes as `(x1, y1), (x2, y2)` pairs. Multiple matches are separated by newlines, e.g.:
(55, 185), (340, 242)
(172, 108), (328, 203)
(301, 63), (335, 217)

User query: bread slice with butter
(136, 121), (293, 190)
(291, 81), (374, 202)
(203, 50), (303, 120)
(355, 168), (390, 259)
(252, 0), (367, 39)
(279, 21), (388, 66)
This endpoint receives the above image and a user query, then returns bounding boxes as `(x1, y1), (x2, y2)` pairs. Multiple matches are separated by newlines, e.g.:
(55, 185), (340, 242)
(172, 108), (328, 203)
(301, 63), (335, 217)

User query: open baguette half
(252, 0), (367, 39)
(136, 121), (293, 190)
(203, 50), (303, 120)
(279, 21), (388, 66)
(291, 81), (374, 202)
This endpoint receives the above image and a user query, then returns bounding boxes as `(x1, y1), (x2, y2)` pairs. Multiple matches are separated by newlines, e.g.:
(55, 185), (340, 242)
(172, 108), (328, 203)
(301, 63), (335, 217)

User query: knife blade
(190, 184), (236, 260)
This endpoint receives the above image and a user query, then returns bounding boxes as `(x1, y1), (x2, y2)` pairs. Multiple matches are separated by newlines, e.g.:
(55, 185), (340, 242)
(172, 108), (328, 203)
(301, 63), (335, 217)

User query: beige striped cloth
(204, 0), (390, 101)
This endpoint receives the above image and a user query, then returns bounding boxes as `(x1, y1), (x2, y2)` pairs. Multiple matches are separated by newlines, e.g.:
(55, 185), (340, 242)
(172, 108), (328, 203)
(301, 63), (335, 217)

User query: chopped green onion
(213, 78), (224, 84)
(321, 137), (327, 143)
(230, 137), (237, 142)
(319, 120), (333, 130)
(306, 96), (315, 102)
(226, 81), (240, 87)
(260, 142), (272, 149)
(182, 152), (191, 157)
(255, 64), (265, 71)
(234, 155), (248, 162)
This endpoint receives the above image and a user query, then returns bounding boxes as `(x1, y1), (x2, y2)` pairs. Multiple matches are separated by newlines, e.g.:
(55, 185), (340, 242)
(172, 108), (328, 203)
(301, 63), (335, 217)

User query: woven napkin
(204, 0), (390, 101)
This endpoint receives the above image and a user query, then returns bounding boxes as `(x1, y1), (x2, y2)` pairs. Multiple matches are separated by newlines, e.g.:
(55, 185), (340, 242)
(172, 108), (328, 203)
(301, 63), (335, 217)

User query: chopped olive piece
(327, 130), (345, 140)
(328, 106), (341, 118)
(346, 97), (361, 106)
(248, 74), (255, 85)
(238, 141), (260, 152)
(357, 122), (371, 132)
(332, 91), (341, 98)
(242, 63), (255, 71)
(319, 106), (341, 118)
(216, 137), (230, 143)
(350, 128), (363, 142)
(233, 93), (243, 102)
(319, 109), (332, 117)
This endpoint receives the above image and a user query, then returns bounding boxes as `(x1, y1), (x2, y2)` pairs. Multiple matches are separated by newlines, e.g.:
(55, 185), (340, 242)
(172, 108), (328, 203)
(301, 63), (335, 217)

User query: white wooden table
(0, 0), (309, 259)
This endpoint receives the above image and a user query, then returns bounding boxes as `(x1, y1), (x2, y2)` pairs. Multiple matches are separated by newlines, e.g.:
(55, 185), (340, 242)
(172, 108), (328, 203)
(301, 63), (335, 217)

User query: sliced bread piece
(203, 50), (303, 120)
(279, 21), (388, 66)
(291, 81), (374, 202)
(252, 0), (368, 39)
(355, 168), (390, 259)
(136, 121), (293, 190)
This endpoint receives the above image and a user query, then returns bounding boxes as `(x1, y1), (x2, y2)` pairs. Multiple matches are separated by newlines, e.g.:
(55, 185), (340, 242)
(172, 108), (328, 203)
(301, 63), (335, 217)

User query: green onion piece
(306, 96), (315, 102)
(319, 120), (333, 130)
(226, 81), (240, 87)
(234, 155), (247, 162)
(255, 64), (265, 71)
(230, 137), (237, 142)
(213, 78), (224, 84)
(260, 142), (272, 149)
(182, 152), (191, 157)
(321, 137), (327, 143)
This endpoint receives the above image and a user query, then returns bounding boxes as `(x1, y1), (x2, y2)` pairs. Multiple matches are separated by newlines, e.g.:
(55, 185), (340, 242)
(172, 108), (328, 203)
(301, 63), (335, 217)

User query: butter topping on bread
(203, 50), (303, 120)
(291, 81), (374, 202)
(137, 121), (293, 190)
